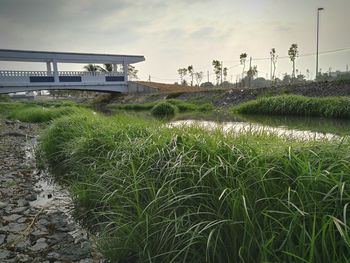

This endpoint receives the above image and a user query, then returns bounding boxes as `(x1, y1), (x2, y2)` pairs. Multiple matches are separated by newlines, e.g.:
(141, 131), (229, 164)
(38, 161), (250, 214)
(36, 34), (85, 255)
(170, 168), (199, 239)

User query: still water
(172, 111), (350, 139)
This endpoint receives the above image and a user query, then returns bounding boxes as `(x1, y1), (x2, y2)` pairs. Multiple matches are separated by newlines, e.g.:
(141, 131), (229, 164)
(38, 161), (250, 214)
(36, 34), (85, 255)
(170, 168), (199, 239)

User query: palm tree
(83, 64), (101, 72)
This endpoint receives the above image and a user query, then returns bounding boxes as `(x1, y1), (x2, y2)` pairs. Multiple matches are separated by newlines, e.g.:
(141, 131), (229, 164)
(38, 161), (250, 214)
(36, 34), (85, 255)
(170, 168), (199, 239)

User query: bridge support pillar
(123, 63), (128, 83)
(46, 62), (52, 74)
(53, 60), (59, 83)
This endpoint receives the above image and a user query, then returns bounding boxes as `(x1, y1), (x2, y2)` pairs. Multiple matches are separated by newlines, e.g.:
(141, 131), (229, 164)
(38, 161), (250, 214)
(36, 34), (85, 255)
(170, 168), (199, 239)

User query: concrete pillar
(46, 62), (52, 75)
(113, 63), (117, 73)
(53, 60), (59, 83)
(123, 62), (128, 83)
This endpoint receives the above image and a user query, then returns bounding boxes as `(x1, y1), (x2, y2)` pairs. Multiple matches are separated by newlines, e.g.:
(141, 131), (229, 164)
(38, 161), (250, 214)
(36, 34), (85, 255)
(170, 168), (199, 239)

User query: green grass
(151, 102), (178, 119)
(108, 99), (213, 113)
(234, 95), (350, 118)
(37, 112), (350, 262)
(0, 101), (89, 123)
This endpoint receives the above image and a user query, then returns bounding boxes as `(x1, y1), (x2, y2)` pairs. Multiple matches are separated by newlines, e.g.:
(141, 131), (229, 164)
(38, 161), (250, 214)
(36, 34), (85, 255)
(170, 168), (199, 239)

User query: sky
(0, 0), (349, 83)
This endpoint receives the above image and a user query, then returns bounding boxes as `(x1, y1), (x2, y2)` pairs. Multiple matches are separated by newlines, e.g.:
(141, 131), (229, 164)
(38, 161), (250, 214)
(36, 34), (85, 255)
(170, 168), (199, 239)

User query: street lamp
(316, 7), (324, 80)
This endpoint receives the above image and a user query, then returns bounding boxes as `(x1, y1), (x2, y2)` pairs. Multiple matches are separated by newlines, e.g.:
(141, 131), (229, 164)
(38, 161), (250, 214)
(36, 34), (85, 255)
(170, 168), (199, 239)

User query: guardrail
(0, 70), (124, 77)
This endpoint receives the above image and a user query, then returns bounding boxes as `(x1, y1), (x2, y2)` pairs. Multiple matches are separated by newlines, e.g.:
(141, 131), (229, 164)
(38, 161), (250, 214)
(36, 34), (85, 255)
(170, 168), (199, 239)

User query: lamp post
(316, 7), (324, 80)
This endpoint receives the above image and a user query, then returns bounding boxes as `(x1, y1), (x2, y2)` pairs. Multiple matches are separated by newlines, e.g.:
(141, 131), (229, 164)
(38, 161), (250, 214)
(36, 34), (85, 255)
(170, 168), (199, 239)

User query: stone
(30, 229), (47, 237)
(3, 214), (22, 222)
(47, 252), (60, 260)
(6, 233), (21, 243)
(11, 207), (27, 214)
(0, 201), (7, 209)
(0, 234), (5, 245)
(0, 249), (11, 259)
(29, 238), (48, 251)
(25, 194), (37, 201)
(15, 240), (30, 252)
(15, 254), (33, 263)
(5, 223), (27, 233)
(17, 199), (29, 207)
(17, 217), (27, 224)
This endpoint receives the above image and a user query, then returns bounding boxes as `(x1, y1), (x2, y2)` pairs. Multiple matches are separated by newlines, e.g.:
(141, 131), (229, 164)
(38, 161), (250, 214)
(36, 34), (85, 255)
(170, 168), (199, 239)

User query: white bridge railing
(0, 70), (124, 77)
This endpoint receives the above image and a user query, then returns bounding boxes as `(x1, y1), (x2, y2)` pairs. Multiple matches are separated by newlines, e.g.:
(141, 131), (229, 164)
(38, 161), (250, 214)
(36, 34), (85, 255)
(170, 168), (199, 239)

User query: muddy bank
(100, 80), (350, 108)
(0, 120), (104, 262)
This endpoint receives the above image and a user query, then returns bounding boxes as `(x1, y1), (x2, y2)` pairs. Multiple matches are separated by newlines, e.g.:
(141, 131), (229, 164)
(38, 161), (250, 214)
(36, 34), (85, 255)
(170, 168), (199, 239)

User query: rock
(15, 240), (30, 252)
(11, 207), (27, 214)
(17, 199), (29, 207)
(0, 201), (7, 209)
(3, 214), (22, 222)
(3, 223), (27, 233)
(29, 238), (48, 251)
(25, 194), (37, 201)
(17, 217), (27, 224)
(0, 234), (5, 245)
(6, 233), (21, 243)
(0, 249), (11, 259)
(47, 252), (60, 260)
(30, 229), (48, 237)
(47, 232), (74, 244)
(15, 254), (33, 263)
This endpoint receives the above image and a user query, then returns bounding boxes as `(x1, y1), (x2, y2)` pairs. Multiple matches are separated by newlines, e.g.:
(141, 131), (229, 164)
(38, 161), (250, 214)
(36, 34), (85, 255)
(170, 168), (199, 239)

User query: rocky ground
(0, 120), (105, 262)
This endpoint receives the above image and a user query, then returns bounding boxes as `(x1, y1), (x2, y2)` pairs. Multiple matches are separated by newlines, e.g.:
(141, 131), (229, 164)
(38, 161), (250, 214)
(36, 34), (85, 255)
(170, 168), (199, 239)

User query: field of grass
(37, 111), (350, 262)
(234, 95), (350, 118)
(0, 101), (88, 123)
(108, 98), (213, 113)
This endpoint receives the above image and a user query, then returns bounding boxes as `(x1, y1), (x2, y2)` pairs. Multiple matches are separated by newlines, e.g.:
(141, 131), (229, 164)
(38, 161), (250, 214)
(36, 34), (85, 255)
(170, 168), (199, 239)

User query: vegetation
(0, 101), (86, 123)
(108, 99), (213, 113)
(151, 102), (177, 119)
(37, 112), (350, 262)
(234, 95), (350, 118)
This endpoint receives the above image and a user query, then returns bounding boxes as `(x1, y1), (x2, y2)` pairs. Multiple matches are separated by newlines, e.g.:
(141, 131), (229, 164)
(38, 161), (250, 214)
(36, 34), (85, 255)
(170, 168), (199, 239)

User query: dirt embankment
(100, 80), (350, 108)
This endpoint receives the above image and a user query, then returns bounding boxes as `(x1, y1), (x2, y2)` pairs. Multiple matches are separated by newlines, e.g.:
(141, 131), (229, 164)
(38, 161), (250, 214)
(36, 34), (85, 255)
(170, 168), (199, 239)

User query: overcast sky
(0, 0), (349, 82)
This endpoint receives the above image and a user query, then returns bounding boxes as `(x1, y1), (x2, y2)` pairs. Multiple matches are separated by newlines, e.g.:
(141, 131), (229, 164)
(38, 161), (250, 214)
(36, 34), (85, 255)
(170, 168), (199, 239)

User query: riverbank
(37, 111), (350, 262)
(0, 120), (104, 262)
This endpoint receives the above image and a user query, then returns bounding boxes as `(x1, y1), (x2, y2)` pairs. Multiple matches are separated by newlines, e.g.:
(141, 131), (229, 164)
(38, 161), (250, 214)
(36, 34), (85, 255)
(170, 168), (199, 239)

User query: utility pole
(220, 61), (223, 85)
(316, 7), (324, 80)
(248, 56), (252, 88)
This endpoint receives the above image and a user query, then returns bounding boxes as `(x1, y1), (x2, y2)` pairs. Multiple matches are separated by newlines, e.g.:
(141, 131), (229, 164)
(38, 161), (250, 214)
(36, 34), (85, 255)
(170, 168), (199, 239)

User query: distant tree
(212, 60), (222, 86)
(288, 44), (299, 79)
(188, 65), (194, 86)
(101, 63), (113, 72)
(296, 74), (306, 83)
(270, 48), (278, 81)
(177, 68), (188, 83)
(247, 65), (258, 88)
(83, 64), (102, 72)
(282, 73), (292, 84)
(128, 65), (138, 80)
(223, 67), (228, 82)
(306, 69), (310, 80)
(240, 53), (248, 80)
(200, 81), (214, 88)
(194, 71), (204, 86)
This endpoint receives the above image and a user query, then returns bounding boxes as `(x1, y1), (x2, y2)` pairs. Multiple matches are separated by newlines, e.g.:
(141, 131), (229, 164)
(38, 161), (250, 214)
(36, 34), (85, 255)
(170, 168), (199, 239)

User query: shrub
(234, 95), (350, 118)
(151, 102), (178, 118)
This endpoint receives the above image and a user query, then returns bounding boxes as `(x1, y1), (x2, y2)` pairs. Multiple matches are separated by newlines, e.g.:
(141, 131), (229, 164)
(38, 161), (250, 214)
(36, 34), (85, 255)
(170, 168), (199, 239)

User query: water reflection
(174, 111), (350, 137)
(169, 119), (339, 141)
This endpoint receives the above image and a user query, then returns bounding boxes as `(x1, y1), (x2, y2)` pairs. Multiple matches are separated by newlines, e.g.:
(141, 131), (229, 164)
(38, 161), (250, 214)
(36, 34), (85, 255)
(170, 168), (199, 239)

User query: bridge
(0, 49), (145, 94)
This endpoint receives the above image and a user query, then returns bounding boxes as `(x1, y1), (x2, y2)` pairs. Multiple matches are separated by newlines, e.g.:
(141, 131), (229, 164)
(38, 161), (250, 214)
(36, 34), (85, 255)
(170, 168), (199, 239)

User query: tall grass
(38, 113), (350, 262)
(234, 95), (350, 118)
(108, 99), (213, 112)
(5, 103), (88, 123)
